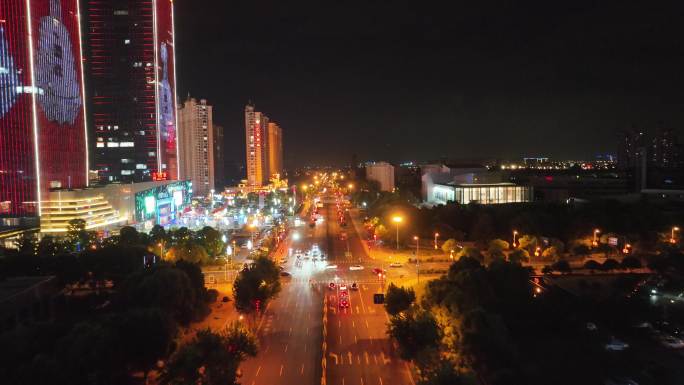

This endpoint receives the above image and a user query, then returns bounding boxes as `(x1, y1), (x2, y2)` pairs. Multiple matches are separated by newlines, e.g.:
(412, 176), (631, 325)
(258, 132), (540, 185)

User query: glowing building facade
(0, 0), (89, 217)
(83, 0), (178, 183)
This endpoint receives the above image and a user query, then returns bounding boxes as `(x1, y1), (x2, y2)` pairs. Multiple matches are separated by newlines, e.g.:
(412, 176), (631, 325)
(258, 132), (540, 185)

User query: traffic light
(373, 293), (384, 304)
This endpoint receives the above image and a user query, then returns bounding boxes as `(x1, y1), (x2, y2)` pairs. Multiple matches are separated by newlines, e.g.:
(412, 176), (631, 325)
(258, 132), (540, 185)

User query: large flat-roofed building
(365, 162), (395, 192)
(40, 180), (192, 232)
(431, 182), (532, 205)
(422, 165), (532, 205)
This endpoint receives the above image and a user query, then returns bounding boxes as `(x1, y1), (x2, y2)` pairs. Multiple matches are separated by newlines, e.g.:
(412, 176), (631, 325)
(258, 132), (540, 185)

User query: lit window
(107, 142), (119, 147)
(96, 143), (104, 148)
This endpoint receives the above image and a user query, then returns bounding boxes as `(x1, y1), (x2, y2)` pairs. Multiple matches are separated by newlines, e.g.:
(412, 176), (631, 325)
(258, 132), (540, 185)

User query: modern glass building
(0, 0), (89, 217)
(431, 183), (533, 205)
(83, 0), (178, 183)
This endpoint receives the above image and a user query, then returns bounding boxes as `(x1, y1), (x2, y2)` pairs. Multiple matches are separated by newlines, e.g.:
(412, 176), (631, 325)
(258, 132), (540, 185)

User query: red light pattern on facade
(0, 0), (87, 217)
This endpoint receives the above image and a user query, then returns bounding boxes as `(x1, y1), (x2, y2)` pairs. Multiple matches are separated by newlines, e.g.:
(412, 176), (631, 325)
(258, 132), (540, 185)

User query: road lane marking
(300, 364), (304, 375)
(289, 327), (292, 336)
(339, 335), (342, 344)
(284, 344), (288, 352)
(357, 355), (361, 364)
(379, 377), (383, 385)
(354, 335), (357, 344)
(304, 343), (307, 352)
(365, 320), (369, 329)
(361, 377), (364, 385)
(280, 365), (284, 376)
(405, 362), (416, 385)
(339, 320), (341, 328)
(352, 321), (355, 328)
(373, 354), (378, 364)
(255, 366), (261, 377)
(347, 351), (353, 364)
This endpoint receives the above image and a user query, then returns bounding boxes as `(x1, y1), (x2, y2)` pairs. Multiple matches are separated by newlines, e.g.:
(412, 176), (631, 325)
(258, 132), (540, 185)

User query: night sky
(174, 0), (684, 169)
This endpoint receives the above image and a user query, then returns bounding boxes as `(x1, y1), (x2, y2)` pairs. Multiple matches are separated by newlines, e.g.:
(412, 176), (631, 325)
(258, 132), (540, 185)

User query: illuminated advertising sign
(155, 0), (178, 180)
(0, 0), (87, 217)
(134, 181), (191, 225)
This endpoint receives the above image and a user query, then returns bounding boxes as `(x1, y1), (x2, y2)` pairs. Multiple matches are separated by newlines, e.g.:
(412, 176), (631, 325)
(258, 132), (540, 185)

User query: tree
(166, 243), (210, 264)
(540, 246), (557, 261)
(418, 360), (475, 385)
(457, 247), (485, 264)
(119, 308), (178, 379)
(441, 238), (458, 254)
(583, 260), (602, 271)
(161, 324), (257, 385)
(196, 226), (225, 258)
(387, 310), (441, 362)
(14, 233), (37, 256)
(621, 256), (642, 270)
(119, 265), (199, 325)
(508, 249), (529, 264)
(601, 258), (620, 271)
(374, 224), (389, 243)
(551, 260), (571, 274)
(487, 239), (509, 263)
(385, 284), (416, 316)
(233, 257), (281, 315)
(517, 235), (538, 251)
(119, 226), (140, 245)
(572, 244), (591, 257)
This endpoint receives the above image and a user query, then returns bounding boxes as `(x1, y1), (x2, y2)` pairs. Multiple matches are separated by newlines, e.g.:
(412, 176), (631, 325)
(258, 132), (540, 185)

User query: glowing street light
(534, 246), (541, 257)
(671, 226), (680, 244)
(622, 243), (632, 254)
(392, 216), (403, 250)
(512, 230), (518, 248)
(434, 232), (440, 250)
(592, 228), (600, 247)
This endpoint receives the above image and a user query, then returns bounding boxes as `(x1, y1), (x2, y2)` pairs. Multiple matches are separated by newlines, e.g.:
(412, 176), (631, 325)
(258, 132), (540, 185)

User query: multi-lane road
(238, 193), (414, 385)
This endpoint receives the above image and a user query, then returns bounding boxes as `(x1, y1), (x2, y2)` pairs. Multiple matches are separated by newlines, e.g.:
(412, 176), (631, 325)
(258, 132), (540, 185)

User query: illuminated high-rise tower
(245, 104), (267, 187)
(0, 0), (89, 217)
(82, 0), (179, 183)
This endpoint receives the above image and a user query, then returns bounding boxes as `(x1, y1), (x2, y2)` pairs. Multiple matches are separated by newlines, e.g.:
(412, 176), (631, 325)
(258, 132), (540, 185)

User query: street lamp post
(157, 241), (165, 259)
(512, 230), (518, 248)
(414, 236), (420, 283)
(392, 216), (403, 250)
(671, 226), (680, 244)
(434, 232), (440, 250)
(593, 228), (600, 247)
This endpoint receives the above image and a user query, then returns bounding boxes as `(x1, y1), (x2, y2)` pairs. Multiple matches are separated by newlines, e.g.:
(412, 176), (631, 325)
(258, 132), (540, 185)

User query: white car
(325, 264), (338, 270)
(389, 262), (402, 268)
(349, 265), (364, 271)
(605, 337), (629, 351)
(659, 335), (684, 349)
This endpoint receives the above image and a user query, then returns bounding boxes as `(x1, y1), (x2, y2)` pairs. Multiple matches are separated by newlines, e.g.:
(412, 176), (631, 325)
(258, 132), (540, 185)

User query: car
(222, 296), (230, 303)
(372, 267), (386, 275)
(389, 262), (402, 268)
(586, 322), (598, 331)
(339, 297), (350, 308)
(339, 284), (348, 292)
(605, 337), (629, 351)
(349, 265), (364, 271)
(329, 282), (336, 290)
(280, 271), (291, 277)
(659, 335), (684, 348)
(351, 282), (359, 290)
(325, 264), (338, 270)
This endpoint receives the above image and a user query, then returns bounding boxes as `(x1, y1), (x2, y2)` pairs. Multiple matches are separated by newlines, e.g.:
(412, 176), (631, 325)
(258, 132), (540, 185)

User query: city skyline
(174, 0), (684, 167)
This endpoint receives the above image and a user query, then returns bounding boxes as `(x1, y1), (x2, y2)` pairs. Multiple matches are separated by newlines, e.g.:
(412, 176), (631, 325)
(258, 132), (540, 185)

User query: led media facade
(0, 0), (87, 216)
(155, 0), (178, 181)
(134, 180), (190, 227)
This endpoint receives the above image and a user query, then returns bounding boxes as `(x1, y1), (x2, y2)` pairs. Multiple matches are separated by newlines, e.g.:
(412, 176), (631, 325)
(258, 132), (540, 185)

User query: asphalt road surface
(239, 193), (414, 385)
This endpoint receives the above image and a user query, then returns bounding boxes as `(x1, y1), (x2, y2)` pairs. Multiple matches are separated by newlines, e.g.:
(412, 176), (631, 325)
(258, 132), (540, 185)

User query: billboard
(0, 0), (87, 216)
(134, 181), (191, 227)
(155, 0), (178, 180)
